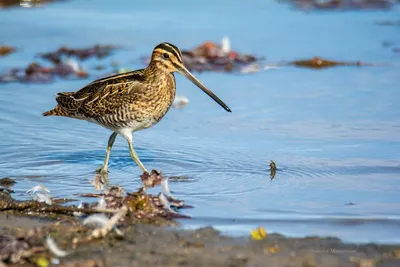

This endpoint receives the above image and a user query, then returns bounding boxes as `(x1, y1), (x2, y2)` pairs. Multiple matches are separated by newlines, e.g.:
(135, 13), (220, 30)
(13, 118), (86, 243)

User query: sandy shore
(1, 213), (400, 267)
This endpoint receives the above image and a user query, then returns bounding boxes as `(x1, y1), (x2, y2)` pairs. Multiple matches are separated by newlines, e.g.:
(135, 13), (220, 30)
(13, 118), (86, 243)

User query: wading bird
(43, 42), (231, 176)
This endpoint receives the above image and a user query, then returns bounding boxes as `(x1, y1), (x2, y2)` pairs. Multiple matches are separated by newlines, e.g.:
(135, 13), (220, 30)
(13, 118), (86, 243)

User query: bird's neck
(144, 62), (172, 83)
(143, 62), (176, 92)
(142, 62), (176, 112)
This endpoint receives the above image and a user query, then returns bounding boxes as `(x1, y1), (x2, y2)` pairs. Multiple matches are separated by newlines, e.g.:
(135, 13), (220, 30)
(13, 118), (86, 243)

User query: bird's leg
(96, 132), (118, 174)
(127, 138), (148, 174)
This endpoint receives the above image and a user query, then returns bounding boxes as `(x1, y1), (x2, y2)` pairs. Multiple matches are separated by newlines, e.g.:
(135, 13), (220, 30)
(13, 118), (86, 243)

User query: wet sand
(1, 213), (400, 267)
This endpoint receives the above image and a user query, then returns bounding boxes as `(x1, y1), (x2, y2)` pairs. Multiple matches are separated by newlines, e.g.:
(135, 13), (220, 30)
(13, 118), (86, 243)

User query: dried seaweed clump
(0, 177), (16, 186)
(0, 46), (15, 56)
(290, 57), (378, 69)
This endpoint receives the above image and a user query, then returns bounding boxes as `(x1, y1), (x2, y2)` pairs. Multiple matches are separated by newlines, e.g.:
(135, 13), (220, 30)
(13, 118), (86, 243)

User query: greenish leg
(96, 132), (118, 174)
(127, 138), (148, 174)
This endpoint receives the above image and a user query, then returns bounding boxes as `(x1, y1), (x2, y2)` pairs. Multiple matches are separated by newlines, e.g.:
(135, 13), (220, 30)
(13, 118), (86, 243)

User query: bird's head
(150, 42), (231, 112)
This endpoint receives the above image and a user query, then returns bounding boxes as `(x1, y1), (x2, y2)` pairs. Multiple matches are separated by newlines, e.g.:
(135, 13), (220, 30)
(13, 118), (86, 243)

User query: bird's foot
(95, 165), (109, 174)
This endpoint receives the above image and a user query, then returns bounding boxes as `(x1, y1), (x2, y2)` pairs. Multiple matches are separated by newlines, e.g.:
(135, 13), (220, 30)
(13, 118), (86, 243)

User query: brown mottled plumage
(43, 42), (231, 178)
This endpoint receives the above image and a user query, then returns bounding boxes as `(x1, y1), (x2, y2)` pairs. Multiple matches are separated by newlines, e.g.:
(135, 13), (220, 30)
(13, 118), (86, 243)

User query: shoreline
(1, 213), (399, 267)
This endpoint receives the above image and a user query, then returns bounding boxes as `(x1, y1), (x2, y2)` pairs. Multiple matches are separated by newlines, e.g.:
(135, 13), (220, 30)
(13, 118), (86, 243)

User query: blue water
(1, 0), (400, 244)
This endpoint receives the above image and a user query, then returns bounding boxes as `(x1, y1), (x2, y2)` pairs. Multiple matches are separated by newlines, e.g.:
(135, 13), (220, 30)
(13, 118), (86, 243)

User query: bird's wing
(56, 70), (146, 117)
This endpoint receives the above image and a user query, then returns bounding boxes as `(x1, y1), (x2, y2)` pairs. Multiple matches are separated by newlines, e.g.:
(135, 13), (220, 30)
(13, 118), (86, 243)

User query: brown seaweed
(289, 57), (378, 69)
(0, 46), (15, 56)
(0, 177), (16, 186)
(0, 62), (88, 83)
(0, 44), (119, 83)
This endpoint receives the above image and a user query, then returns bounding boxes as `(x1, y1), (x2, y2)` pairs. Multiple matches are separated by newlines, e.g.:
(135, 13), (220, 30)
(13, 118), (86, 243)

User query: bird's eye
(162, 53), (169, 59)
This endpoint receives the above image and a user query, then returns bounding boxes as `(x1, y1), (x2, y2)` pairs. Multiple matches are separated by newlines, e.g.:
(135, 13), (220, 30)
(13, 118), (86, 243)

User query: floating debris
(39, 45), (119, 64)
(0, 177), (16, 186)
(281, 0), (397, 11)
(293, 57), (336, 68)
(1, 44), (119, 83)
(0, 45), (15, 56)
(289, 57), (378, 69)
(269, 161), (277, 180)
(26, 184), (52, 205)
(172, 94), (190, 109)
(250, 226), (267, 240)
(0, 61), (88, 83)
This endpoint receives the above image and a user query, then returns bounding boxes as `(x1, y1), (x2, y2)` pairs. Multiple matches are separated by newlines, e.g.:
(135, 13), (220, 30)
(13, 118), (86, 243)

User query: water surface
(1, 0), (400, 244)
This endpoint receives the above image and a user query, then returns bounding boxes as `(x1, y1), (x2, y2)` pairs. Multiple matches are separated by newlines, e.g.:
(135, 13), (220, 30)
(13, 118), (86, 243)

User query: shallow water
(1, 0), (400, 244)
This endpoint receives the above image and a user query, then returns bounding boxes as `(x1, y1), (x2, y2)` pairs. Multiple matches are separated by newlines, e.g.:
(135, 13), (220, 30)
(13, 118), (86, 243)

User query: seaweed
(289, 57), (379, 69)
(0, 177), (16, 186)
(39, 45), (119, 64)
(0, 169), (191, 264)
(0, 46), (15, 56)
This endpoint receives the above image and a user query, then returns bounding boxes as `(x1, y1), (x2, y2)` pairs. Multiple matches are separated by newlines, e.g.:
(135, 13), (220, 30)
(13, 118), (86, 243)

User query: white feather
(46, 236), (68, 257)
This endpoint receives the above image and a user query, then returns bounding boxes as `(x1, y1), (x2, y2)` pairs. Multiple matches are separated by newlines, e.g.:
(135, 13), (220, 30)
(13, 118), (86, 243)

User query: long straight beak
(177, 66), (231, 112)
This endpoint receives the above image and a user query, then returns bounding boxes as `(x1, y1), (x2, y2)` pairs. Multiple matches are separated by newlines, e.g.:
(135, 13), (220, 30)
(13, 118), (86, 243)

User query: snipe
(43, 42), (231, 176)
